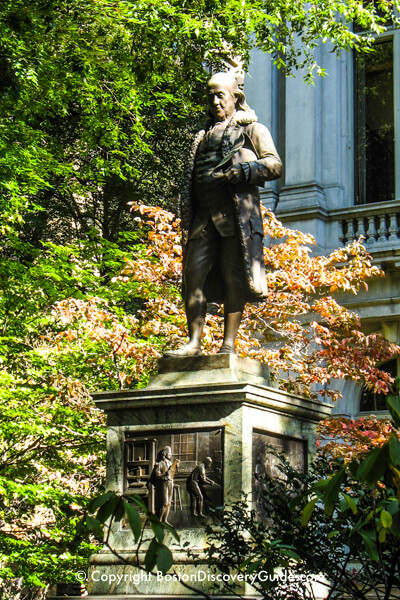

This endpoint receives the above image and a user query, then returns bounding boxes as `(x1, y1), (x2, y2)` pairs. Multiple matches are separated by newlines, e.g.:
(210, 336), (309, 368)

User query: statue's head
(161, 446), (172, 460)
(203, 456), (212, 468)
(207, 71), (250, 122)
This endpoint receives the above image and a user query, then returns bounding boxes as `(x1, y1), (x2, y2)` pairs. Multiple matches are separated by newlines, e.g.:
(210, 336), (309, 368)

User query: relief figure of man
(167, 71), (282, 357)
(186, 457), (216, 517)
(152, 446), (178, 525)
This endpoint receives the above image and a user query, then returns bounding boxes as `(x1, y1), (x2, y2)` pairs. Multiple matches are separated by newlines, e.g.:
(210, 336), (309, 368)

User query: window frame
(357, 356), (400, 416)
(354, 27), (400, 206)
(171, 432), (198, 463)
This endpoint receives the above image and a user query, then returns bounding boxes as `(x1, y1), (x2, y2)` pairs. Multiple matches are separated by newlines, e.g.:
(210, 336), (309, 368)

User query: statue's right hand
(212, 170), (226, 179)
(213, 165), (243, 183)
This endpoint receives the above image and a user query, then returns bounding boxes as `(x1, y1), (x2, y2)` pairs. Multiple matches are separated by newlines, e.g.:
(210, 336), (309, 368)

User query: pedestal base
(49, 355), (330, 599)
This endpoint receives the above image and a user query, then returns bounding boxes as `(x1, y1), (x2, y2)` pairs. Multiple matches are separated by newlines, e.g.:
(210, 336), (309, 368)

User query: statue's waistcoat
(190, 119), (236, 239)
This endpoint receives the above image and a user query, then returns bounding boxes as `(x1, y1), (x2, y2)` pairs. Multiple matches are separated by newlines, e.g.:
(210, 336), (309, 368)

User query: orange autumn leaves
(51, 203), (398, 399)
(318, 416), (400, 461)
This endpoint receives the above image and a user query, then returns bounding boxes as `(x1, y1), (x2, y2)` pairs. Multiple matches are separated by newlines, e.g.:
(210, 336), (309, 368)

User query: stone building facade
(246, 28), (400, 418)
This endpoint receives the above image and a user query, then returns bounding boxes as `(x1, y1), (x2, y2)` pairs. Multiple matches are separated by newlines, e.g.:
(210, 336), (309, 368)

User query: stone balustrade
(335, 200), (400, 249)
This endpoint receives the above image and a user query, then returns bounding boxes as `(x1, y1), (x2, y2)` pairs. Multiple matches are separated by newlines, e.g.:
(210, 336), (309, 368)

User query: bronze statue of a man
(167, 71), (282, 357)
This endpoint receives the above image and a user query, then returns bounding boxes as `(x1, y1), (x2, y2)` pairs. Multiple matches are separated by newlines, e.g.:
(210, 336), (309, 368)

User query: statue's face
(207, 80), (237, 122)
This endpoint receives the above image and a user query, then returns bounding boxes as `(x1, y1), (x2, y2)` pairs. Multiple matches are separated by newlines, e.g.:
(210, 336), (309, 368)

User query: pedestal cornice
(92, 355), (330, 423)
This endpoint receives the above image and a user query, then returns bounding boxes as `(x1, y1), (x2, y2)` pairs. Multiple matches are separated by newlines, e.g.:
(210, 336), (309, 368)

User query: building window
(355, 38), (395, 205)
(359, 358), (398, 412)
(171, 433), (197, 462)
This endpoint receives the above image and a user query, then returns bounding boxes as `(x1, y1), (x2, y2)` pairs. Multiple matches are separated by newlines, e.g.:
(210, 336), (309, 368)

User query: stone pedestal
(49, 355), (331, 600)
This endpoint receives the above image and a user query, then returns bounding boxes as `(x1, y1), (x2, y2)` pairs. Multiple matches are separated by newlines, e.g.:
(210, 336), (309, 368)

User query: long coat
(181, 110), (282, 304)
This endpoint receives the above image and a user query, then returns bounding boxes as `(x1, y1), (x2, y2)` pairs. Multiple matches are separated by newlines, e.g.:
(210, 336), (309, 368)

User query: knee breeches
(183, 220), (245, 312)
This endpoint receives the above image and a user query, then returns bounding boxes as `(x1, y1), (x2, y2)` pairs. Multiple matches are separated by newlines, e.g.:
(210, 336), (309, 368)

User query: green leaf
(348, 460), (359, 479)
(151, 521), (165, 544)
(342, 492), (358, 515)
(312, 479), (331, 491)
(156, 544), (173, 574)
(280, 548), (300, 560)
(360, 529), (379, 561)
(239, 556), (253, 569)
(114, 498), (125, 522)
(144, 538), (159, 572)
(124, 501), (142, 542)
(389, 437), (400, 466)
(356, 445), (389, 486)
(327, 530), (340, 539)
(301, 497), (318, 527)
(245, 560), (262, 574)
(386, 498), (399, 516)
(90, 491), (114, 512)
(387, 396), (400, 428)
(391, 512), (400, 537)
(380, 509), (393, 529)
(162, 522), (180, 542)
(322, 468), (346, 516)
(130, 495), (148, 512)
(96, 495), (118, 524)
(84, 516), (102, 536)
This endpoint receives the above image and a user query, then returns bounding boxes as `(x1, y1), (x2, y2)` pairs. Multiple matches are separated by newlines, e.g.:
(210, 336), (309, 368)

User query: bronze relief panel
(124, 428), (223, 529)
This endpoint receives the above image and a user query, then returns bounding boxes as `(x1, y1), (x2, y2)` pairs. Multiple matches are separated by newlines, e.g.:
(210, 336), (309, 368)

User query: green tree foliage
(0, 0), (204, 241)
(1, 0), (398, 236)
(0, 204), (185, 594)
(1, 0), (399, 595)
